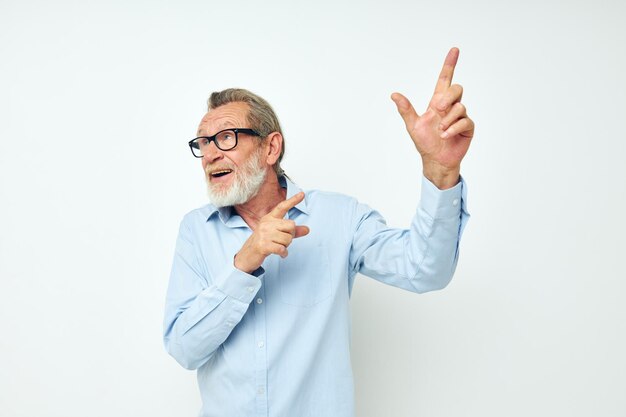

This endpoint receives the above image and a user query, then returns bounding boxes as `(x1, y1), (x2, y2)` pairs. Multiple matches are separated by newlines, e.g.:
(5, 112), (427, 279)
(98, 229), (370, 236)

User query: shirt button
(258, 341), (264, 348)
(247, 286), (254, 293)
(256, 298), (263, 304)
(452, 198), (459, 206)
(258, 387), (265, 395)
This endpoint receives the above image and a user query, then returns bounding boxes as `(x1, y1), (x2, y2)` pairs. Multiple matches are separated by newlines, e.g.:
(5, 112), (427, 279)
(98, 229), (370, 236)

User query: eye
(217, 130), (236, 144)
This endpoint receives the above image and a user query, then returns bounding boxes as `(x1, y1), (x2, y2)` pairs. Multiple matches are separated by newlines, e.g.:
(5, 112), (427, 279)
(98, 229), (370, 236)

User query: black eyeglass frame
(188, 128), (261, 157)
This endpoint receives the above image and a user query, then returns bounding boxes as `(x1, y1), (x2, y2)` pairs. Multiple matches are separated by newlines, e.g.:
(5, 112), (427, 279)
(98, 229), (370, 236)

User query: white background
(1, 0), (625, 416)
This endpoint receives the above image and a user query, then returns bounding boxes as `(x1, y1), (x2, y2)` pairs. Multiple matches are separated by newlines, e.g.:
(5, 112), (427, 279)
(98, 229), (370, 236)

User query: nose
(202, 140), (224, 164)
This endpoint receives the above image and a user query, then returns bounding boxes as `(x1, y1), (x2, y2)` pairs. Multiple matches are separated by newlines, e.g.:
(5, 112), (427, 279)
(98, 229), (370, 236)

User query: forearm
(408, 175), (468, 290)
(164, 263), (262, 370)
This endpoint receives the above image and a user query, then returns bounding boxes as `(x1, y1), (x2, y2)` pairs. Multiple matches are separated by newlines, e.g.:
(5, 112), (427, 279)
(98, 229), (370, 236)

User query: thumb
(391, 92), (420, 128)
(294, 225), (310, 238)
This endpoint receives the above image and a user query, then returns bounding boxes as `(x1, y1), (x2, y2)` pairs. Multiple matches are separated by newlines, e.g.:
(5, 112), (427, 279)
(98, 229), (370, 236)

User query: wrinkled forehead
(196, 102), (250, 136)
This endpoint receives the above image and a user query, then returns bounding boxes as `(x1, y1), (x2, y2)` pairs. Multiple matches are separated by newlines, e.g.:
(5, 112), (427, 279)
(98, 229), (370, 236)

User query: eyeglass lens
(193, 130), (238, 156)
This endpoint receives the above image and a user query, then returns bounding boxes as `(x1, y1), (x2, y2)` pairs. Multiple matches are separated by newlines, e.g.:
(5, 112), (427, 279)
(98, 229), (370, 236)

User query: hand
(391, 47), (474, 189)
(234, 192), (310, 273)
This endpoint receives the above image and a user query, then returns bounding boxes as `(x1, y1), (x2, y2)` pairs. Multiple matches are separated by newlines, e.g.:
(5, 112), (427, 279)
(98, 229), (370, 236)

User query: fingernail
(441, 131), (449, 139)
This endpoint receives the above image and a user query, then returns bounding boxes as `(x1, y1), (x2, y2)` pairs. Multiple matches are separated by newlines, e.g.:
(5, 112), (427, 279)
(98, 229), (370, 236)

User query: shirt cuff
(419, 175), (467, 219)
(213, 264), (263, 304)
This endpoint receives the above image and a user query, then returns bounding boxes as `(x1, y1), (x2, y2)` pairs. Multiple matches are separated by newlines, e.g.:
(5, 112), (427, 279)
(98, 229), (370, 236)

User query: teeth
(211, 169), (232, 177)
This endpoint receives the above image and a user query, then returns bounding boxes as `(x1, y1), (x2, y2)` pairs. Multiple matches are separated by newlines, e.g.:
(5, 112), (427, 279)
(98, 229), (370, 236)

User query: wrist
(234, 252), (258, 274)
(422, 160), (460, 190)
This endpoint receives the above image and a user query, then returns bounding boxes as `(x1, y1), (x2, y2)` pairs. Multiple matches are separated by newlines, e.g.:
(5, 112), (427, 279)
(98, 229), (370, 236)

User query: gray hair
(208, 88), (285, 178)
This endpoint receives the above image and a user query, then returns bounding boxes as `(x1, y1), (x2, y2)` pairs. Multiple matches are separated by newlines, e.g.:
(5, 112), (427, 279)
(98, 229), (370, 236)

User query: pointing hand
(234, 192), (310, 273)
(391, 47), (474, 189)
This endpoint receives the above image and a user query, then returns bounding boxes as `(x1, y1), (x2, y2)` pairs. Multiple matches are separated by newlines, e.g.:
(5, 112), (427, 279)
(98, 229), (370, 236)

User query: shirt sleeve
(163, 218), (263, 370)
(348, 175), (469, 293)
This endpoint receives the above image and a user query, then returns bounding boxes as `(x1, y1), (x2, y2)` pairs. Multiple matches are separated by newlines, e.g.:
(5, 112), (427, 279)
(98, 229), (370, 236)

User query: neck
(234, 170), (285, 228)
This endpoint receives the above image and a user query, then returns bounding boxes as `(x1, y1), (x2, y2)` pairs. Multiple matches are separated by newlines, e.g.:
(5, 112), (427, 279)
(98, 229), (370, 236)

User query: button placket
(253, 260), (270, 416)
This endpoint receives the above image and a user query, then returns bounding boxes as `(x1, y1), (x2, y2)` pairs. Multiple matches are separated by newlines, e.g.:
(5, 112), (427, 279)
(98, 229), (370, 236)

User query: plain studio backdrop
(1, 0), (625, 416)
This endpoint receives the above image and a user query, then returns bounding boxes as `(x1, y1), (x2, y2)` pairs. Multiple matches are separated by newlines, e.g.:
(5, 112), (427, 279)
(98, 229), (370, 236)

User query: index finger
(269, 191), (305, 218)
(434, 47), (460, 94)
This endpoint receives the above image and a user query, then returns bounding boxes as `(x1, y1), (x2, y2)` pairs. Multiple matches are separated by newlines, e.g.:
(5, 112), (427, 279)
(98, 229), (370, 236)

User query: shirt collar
(203, 175), (308, 226)
(280, 175), (309, 216)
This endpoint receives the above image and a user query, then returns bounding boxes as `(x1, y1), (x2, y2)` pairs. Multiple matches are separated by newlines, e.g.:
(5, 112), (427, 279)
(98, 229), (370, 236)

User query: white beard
(205, 147), (267, 208)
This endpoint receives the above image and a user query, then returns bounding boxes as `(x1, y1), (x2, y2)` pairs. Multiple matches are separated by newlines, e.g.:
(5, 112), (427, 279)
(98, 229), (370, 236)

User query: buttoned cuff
(419, 175), (468, 219)
(213, 265), (264, 304)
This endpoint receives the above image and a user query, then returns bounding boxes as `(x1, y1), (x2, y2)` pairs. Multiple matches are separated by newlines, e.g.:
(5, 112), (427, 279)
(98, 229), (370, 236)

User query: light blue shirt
(163, 175), (469, 417)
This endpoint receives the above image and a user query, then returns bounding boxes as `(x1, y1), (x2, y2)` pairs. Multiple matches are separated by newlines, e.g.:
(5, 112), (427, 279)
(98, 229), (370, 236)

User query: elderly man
(164, 47), (473, 417)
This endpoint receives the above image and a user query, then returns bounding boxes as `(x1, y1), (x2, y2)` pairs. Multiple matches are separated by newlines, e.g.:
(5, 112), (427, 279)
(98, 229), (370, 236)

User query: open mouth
(210, 169), (233, 179)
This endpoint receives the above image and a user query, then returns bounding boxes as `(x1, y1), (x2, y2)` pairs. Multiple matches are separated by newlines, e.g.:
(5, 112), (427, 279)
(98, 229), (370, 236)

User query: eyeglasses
(188, 128), (261, 158)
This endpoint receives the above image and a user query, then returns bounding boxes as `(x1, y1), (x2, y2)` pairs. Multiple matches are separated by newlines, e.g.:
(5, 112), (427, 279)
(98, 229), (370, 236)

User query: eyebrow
(197, 123), (239, 137)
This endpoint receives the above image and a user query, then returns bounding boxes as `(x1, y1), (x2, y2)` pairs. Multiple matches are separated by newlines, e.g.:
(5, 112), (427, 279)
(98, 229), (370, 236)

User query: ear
(264, 132), (283, 166)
